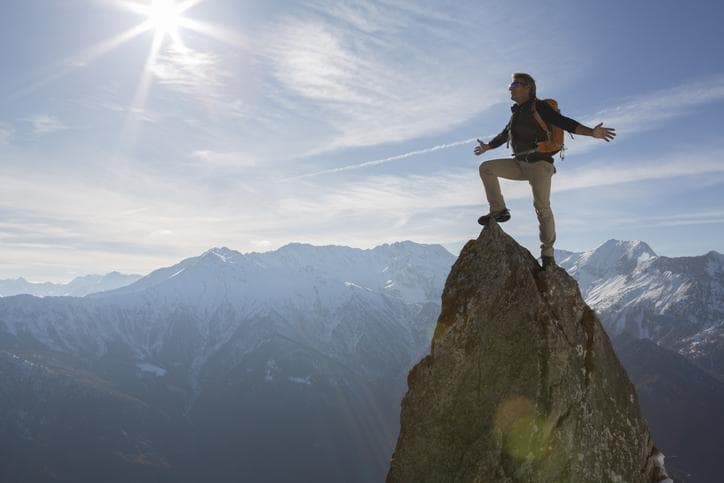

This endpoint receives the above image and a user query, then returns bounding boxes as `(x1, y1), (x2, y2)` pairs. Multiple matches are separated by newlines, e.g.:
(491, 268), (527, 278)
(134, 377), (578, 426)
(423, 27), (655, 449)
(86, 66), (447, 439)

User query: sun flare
(55, 0), (243, 145)
(147, 0), (182, 38)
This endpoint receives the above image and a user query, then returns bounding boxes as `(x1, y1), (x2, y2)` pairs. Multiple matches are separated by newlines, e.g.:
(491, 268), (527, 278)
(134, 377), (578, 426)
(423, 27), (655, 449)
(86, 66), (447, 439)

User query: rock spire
(387, 223), (669, 482)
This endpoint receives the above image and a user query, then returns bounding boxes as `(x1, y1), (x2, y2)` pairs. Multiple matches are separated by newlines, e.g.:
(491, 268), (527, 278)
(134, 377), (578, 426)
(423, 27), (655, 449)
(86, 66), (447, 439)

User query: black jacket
(488, 99), (580, 162)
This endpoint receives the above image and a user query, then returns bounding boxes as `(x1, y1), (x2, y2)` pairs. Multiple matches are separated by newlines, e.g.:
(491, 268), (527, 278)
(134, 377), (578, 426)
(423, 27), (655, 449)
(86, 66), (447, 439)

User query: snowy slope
(558, 240), (724, 379)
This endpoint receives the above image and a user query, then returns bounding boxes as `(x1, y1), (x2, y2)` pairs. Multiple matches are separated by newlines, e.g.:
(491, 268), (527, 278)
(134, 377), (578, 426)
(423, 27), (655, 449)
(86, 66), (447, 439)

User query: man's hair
(512, 72), (536, 99)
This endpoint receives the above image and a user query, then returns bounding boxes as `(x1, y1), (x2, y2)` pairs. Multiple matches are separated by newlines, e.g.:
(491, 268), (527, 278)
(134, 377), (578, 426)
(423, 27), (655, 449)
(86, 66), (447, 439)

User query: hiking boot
(477, 208), (511, 225)
(541, 255), (556, 270)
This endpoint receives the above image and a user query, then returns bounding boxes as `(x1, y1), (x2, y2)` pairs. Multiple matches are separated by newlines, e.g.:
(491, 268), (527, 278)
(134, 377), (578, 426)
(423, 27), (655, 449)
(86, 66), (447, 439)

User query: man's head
(509, 73), (536, 104)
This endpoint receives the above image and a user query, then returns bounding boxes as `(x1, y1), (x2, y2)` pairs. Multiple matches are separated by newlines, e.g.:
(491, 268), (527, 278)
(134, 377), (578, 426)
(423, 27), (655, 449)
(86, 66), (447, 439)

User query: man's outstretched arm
(474, 125), (509, 155)
(575, 123), (616, 142)
(538, 101), (616, 142)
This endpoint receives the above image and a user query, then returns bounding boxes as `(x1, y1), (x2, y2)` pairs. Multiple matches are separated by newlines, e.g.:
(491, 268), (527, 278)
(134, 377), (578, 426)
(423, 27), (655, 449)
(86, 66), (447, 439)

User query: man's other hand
(474, 139), (490, 155)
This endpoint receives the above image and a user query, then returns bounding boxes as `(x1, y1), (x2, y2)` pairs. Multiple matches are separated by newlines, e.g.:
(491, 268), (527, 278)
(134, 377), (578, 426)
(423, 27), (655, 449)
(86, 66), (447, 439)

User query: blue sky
(2, 0), (724, 281)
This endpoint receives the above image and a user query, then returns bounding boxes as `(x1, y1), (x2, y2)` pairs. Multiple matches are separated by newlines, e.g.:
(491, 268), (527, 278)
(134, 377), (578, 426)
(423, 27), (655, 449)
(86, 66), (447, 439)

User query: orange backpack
(532, 99), (565, 157)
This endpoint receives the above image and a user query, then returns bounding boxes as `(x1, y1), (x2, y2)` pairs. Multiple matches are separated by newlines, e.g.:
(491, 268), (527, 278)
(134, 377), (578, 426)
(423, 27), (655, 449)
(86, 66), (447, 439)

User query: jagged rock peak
(387, 223), (670, 483)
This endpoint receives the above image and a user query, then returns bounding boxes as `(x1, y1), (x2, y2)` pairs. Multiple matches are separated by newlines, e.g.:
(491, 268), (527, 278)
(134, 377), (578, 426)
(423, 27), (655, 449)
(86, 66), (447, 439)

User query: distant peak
(278, 242), (317, 250)
(203, 246), (237, 254)
(379, 240), (424, 252)
(593, 239), (657, 258)
(202, 247), (241, 263)
(385, 240), (417, 248)
(374, 240), (450, 256)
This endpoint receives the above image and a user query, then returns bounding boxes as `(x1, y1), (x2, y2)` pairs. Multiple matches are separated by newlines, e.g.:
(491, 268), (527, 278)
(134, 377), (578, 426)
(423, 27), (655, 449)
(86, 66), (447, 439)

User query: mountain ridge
(0, 271), (143, 298)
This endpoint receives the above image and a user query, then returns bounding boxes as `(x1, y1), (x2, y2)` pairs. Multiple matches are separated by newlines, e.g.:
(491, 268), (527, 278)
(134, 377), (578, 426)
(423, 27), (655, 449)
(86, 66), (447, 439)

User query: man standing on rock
(474, 73), (616, 270)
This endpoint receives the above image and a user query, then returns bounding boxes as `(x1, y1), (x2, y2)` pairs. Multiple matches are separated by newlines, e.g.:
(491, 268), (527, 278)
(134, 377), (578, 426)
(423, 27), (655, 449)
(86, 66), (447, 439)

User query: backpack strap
(506, 115), (513, 150)
(531, 99), (551, 141)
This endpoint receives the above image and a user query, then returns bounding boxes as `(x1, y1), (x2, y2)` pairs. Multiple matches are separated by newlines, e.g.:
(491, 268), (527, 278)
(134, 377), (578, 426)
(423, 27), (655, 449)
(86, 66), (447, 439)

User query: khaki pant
(478, 158), (556, 257)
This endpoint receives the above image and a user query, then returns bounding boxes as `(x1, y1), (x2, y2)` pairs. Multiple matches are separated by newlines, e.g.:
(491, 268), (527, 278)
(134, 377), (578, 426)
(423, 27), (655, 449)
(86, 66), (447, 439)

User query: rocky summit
(387, 223), (670, 483)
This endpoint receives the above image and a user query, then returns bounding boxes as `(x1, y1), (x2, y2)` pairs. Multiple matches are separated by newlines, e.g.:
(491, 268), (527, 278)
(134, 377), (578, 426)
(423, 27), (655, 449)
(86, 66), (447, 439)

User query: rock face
(387, 224), (668, 483)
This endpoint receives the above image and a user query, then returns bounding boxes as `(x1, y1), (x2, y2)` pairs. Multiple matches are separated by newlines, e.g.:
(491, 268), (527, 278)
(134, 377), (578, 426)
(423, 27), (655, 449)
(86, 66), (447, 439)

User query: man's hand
(474, 139), (490, 156)
(592, 123), (616, 142)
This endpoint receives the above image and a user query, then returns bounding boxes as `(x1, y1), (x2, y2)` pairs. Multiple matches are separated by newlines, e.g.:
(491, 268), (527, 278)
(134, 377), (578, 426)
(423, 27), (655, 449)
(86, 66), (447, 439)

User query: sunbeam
(6, 22), (150, 102)
(8, 0), (244, 147)
(116, 0), (208, 147)
(122, 30), (166, 147)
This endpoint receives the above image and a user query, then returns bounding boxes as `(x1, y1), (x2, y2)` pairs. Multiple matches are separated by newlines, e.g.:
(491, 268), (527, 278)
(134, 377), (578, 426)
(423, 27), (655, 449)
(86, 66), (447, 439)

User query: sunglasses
(509, 81), (528, 88)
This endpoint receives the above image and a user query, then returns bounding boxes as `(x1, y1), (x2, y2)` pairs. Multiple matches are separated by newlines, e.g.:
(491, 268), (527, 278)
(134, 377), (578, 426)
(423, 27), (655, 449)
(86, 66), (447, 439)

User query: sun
(147, 0), (182, 39)
(113, 0), (201, 47)
(36, 0), (243, 145)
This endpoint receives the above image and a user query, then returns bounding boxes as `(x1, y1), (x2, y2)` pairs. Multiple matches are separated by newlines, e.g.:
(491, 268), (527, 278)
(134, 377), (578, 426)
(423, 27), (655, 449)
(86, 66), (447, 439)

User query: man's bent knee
(479, 160), (492, 177)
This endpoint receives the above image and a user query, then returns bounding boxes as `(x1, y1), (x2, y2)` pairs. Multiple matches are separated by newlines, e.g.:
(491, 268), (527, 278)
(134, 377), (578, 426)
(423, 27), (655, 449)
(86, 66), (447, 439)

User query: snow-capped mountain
(3, 237), (722, 482)
(558, 239), (724, 381)
(1, 242), (453, 374)
(104, 242), (451, 306)
(0, 271), (142, 297)
(0, 241), (455, 483)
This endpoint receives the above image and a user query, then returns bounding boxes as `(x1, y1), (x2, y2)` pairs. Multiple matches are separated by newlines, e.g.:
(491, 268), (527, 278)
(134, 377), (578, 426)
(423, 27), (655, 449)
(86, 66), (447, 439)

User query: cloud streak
(292, 137), (481, 178)
(297, 74), (724, 174)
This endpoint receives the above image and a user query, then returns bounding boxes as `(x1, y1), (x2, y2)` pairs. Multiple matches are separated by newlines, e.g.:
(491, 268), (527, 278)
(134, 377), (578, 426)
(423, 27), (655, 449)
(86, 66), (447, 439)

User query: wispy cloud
(594, 74), (724, 130)
(0, 122), (13, 144)
(626, 210), (724, 229)
(295, 74), (724, 170)
(554, 154), (724, 192)
(191, 150), (257, 168)
(152, 45), (230, 107)
(255, 1), (568, 154)
(275, 149), (724, 226)
(153, 46), (223, 90)
(4, 144), (723, 279)
(25, 115), (69, 135)
(567, 74), (724, 156)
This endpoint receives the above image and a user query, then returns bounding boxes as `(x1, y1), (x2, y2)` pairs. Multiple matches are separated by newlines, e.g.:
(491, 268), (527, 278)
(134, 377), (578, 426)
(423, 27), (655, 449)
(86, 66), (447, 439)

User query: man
(474, 73), (616, 270)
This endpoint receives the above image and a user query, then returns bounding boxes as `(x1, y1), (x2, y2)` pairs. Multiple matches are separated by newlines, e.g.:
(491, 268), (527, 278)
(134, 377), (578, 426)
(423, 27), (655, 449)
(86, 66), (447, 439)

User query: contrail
(291, 137), (483, 179)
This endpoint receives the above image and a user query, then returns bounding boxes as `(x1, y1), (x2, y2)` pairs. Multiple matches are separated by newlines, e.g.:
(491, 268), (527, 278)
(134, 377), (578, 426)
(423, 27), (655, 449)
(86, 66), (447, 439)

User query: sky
(2, 0), (724, 282)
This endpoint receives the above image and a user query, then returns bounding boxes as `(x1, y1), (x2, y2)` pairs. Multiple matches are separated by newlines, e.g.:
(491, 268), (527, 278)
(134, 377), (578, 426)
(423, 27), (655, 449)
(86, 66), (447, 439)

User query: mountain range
(1, 238), (722, 481)
(0, 242), (455, 482)
(0, 272), (142, 297)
